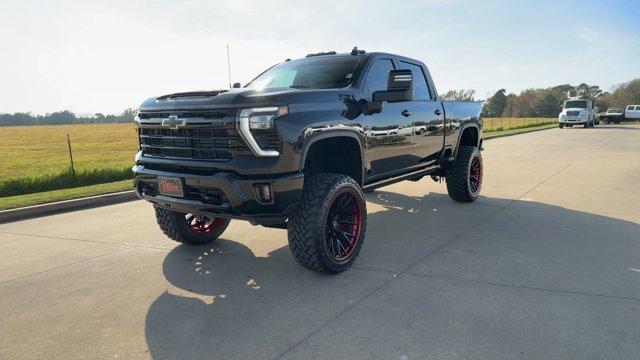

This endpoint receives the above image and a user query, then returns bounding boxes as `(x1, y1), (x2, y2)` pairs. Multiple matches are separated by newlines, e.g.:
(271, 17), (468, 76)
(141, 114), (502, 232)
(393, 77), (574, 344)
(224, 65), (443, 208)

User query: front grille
(138, 110), (251, 161)
(566, 110), (580, 116)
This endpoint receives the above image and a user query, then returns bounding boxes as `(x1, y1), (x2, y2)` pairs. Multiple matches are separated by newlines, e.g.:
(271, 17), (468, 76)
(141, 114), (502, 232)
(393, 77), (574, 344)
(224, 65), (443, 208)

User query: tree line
(0, 108), (137, 126)
(441, 78), (640, 118)
(2, 78), (639, 125)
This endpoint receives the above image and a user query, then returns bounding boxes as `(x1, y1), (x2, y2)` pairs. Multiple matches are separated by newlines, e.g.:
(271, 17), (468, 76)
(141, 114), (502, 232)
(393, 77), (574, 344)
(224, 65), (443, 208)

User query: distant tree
(440, 89), (476, 101)
(483, 89), (507, 117)
(599, 78), (640, 109)
(533, 90), (559, 117)
(0, 108), (139, 126)
(575, 83), (603, 100)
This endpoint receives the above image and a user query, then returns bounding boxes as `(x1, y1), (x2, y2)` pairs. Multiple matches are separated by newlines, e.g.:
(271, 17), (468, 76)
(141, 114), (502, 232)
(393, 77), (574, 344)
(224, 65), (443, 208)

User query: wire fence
(483, 118), (556, 132)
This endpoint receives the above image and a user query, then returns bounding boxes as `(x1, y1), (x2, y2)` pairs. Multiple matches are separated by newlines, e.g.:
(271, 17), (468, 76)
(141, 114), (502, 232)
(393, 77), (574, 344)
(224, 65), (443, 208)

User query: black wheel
(559, 123), (564, 129)
(446, 146), (483, 202)
(287, 173), (367, 273)
(154, 206), (230, 245)
(583, 122), (589, 128)
(602, 118), (610, 124)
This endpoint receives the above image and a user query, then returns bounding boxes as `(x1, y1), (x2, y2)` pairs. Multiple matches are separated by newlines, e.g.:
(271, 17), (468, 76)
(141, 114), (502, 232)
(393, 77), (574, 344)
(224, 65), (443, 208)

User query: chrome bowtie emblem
(162, 115), (186, 129)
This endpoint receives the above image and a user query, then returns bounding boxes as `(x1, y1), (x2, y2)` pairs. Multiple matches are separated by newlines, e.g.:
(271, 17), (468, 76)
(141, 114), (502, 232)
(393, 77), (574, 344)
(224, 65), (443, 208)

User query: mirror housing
(233, 82), (241, 88)
(372, 69), (413, 103)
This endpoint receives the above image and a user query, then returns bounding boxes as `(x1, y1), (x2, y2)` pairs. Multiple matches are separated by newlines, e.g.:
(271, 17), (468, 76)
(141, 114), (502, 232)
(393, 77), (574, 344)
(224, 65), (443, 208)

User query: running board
(362, 166), (439, 192)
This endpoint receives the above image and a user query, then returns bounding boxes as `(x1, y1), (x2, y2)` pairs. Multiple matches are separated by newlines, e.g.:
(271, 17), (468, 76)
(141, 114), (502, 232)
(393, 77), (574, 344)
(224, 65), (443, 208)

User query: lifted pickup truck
(133, 48), (484, 273)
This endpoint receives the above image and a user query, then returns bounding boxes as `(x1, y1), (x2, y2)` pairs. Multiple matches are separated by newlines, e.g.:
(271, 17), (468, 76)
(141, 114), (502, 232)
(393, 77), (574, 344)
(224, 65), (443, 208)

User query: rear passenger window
(364, 59), (394, 99)
(398, 61), (431, 101)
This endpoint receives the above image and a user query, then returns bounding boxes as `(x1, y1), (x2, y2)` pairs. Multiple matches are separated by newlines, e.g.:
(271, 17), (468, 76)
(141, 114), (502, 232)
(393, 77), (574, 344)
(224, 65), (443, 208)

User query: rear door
(362, 57), (415, 177)
(395, 60), (445, 164)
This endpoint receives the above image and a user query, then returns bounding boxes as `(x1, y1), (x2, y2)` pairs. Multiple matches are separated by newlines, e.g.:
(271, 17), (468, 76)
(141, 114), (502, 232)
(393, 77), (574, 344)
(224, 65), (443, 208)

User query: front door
(396, 60), (445, 164)
(362, 58), (414, 177)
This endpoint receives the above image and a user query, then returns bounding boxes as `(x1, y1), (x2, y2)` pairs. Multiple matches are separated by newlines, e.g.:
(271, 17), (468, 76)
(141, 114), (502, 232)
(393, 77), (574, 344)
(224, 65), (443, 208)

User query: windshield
(564, 100), (588, 109)
(246, 55), (364, 90)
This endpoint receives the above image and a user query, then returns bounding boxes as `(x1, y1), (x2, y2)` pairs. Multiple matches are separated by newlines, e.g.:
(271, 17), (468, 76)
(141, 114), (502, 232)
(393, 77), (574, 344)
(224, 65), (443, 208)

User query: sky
(1, 0), (638, 115)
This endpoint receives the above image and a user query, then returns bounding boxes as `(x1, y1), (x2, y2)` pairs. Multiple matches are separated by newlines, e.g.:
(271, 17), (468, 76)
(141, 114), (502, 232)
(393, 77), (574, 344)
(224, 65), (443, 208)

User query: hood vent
(157, 90), (228, 101)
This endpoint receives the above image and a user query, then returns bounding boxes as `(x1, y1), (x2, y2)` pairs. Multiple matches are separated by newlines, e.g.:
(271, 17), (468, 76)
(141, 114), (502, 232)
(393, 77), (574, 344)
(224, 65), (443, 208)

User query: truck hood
(139, 87), (345, 111)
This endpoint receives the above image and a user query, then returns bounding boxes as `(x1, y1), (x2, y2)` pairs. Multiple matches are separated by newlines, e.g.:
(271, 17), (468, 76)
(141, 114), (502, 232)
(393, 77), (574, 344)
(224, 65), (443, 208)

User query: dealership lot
(1, 125), (639, 359)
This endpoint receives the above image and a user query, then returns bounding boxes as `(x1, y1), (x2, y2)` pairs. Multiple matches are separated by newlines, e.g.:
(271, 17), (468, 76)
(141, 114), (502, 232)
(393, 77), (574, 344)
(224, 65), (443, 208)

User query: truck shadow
(144, 191), (640, 359)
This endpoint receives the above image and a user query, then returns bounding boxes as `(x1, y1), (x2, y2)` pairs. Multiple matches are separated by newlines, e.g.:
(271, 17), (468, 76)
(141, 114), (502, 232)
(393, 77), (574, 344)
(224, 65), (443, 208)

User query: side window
(398, 61), (431, 101)
(626, 105), (634, 111)
(364, 59), (394, 99)
(634, 106), (640, 111)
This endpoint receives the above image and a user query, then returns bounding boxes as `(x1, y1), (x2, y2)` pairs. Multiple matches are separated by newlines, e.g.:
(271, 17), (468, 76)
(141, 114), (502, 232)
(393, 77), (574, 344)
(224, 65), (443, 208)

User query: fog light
(255, 184), (272, 203)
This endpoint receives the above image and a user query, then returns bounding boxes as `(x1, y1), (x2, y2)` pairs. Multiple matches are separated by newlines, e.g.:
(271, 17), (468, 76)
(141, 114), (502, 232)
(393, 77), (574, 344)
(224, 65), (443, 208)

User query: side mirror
(372, 69), (413, 103)
(233, 82), (241, 88)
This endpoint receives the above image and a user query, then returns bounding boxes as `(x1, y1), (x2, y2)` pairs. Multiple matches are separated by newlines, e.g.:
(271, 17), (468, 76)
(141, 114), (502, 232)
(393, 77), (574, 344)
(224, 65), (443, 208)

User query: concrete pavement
(1, 124), (639, 359)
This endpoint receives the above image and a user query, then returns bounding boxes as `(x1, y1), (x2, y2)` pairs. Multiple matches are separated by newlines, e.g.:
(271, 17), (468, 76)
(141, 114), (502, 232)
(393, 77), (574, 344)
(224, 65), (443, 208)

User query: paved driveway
(1, 125), (639, 359)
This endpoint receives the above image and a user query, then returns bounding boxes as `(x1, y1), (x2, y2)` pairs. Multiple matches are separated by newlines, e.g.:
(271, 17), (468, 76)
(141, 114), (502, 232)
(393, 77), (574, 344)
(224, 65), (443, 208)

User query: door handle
(434, 109), (442, 116)
(401, 109), (412, 117)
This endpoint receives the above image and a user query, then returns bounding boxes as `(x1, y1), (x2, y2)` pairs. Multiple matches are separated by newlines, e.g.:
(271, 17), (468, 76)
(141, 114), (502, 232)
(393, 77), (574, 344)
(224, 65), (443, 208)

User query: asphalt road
(1, 125), (639, 359)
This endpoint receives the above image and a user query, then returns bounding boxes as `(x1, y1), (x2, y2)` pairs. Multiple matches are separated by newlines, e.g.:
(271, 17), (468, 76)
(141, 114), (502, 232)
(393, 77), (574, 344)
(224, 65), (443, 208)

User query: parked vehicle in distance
(133, 48), (484, 273)
(599, 109), (625, 124)
(625, 105), (640, 120)
(558, 99), (597, 128)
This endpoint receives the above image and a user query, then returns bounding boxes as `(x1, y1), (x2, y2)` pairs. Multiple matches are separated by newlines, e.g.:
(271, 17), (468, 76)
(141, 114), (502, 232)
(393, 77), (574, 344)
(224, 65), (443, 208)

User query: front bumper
(133, 165), (303, 226)
(559, 117), (588, 124)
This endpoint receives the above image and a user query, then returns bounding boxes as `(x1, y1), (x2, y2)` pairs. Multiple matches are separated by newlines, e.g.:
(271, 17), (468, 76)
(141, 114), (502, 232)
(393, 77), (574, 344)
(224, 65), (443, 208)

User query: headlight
(239, 106), (288, 130)
(236, 105), (288, 157)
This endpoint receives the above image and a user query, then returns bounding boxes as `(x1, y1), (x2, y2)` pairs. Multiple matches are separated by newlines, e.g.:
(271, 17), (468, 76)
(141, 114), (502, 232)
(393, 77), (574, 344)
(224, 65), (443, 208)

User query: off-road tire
(287, 173), (367, 273)
(559, 123), (564, 129)
(154, 206), (230, 245)
(446, 146), (483, 202)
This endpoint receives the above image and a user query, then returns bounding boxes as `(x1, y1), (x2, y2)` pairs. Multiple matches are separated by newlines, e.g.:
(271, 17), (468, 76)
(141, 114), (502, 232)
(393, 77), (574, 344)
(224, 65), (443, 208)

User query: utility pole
(226, 44), (232, 89)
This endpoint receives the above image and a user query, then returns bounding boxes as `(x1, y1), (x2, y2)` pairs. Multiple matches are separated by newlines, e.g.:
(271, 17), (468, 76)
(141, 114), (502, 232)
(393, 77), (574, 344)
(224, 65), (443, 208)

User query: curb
(484, 125), (556, 140)
(0, 190), (138, 224)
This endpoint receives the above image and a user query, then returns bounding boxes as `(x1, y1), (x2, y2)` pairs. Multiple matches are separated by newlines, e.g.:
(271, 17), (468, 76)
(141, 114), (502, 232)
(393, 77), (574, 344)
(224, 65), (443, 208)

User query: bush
(0, 167), (133, 197)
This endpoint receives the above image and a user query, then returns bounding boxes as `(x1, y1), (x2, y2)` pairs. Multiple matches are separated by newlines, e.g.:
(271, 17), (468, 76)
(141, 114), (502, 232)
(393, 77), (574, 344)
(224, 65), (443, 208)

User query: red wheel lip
(323, 188), (363, 263)
(469, 155), (483, 197)
(185, 214), (225, 234)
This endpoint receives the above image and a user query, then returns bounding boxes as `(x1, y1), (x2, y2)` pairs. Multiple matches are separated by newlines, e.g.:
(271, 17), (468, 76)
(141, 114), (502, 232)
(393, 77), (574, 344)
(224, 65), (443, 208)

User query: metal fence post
(67, 134), (76, 179)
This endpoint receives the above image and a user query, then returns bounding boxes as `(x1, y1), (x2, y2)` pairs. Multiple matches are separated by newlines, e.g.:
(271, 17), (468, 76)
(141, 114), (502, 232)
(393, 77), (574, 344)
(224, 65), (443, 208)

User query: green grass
(0, 180), (133, 211)
(484, 123), (557, 139)
(0, 167), (132, 197)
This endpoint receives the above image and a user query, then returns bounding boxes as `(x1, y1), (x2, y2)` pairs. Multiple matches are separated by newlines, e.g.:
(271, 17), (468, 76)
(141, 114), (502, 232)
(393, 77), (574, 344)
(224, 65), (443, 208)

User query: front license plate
(158, 177), (184, 197)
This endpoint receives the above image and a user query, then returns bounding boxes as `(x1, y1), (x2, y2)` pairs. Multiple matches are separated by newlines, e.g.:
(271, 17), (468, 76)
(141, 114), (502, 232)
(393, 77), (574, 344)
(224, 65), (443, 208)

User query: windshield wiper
(289, 85), (314, 89)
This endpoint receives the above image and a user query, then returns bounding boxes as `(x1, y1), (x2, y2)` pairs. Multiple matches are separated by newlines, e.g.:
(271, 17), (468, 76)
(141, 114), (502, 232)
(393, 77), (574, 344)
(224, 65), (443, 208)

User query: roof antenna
(226, 44), (232, 89)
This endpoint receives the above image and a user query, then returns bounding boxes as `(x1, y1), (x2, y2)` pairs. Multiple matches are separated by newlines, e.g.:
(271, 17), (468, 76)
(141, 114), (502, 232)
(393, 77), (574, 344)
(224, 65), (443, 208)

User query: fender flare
(453, 123), (481, 159)
(299, 129), (366, 185)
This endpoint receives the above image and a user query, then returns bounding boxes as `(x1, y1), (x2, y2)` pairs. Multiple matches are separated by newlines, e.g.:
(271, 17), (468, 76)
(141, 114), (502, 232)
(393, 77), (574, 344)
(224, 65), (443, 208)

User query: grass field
(484, 118), (555, 132)
(0, 123), (138, 179)
(0, 119), (557, 209)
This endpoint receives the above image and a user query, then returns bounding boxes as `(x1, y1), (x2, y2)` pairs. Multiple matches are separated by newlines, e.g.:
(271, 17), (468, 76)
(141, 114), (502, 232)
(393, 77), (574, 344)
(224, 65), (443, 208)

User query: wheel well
(303, 137), (363, 185)
(459, 126), (479, 148)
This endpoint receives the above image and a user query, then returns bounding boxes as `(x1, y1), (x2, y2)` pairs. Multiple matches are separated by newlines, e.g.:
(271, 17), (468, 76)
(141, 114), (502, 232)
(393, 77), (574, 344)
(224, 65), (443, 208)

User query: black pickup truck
(133, 48), (484, 273)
